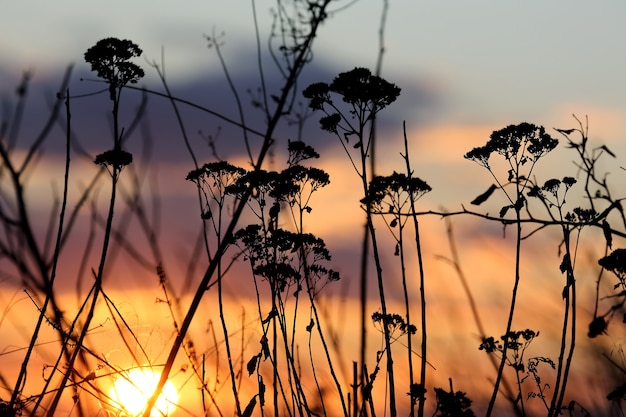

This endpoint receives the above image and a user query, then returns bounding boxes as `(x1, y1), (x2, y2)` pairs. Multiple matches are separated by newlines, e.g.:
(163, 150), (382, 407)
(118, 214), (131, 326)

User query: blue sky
(4, 1), (626, 119)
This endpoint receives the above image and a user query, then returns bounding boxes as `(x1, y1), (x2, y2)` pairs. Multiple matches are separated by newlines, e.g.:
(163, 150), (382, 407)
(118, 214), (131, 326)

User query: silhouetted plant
(466, 122), (559, 417)
(304, 67), (406, 416)
(138, 5), (343, 410)
(187, 161), (247, 224)
(525, 356), (556, 411)
(209, 136), (346, 416)
(594, 248), (626, 338)
(287, 138), (320, 162)
(479, 329), (541, 415)
(372, 312), (417, 339)
(302, 68), (400, 154)
(6, 3), (626, 416)
(363, 172), (431, 211)
(550, 119), (626, 415)
(525, 172), (587, 416)
(599, 248), (626, 278)
(85, 37), (144, 165)
(364, 165), (432, 415)
(84, 38), (144, 92)
(461, 117), (626, 416)
(433, 380), (475, 417)
(38, 38), (145, 415)
(234, 225), (337, 293)
(0, 36), (165, 416)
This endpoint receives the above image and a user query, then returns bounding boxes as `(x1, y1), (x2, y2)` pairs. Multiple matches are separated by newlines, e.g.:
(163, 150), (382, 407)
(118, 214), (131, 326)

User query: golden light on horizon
(108, 368), (179, 416)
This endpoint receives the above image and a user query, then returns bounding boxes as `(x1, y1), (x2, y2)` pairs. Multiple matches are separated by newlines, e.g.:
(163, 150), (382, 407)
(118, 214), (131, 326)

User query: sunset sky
(3, 1), (626, 203)
(2, 1), (626, 415)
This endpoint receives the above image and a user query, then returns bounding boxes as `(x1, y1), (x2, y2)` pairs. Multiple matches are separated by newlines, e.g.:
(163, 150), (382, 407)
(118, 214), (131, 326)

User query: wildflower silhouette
(480, 329), (543, 414)
(304, 68), (406, 415)
(85, 37), (144, 169)
(465, 123), (558, 417)
(433, 385), (475, 417)
(186, 161), (246, 223)
(93, 148), (133, 169)
(362, 172), (431, 213)
(231, 165), (337, 293)
(598, 248), (626, 276)
(226, 142), (342, 416)
(287, 139), (320, 166)
(525, 356), (557, 410)
(371, 312), (417, 338)
(84, 37), (144, 100)
(465, 122), (558, 216)
(532, 177), (575, 200)
(303, 67), (400, 147)
(592, 248), (626, 338)
(527, 176), (577, 213)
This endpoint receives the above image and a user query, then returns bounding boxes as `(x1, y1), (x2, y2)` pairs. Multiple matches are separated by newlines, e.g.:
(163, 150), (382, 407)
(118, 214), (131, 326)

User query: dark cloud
(1, 50), (441, 170)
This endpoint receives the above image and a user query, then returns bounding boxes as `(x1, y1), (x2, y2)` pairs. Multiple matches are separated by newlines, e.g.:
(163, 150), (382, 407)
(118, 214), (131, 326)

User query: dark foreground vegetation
(1, 2), (626, 416)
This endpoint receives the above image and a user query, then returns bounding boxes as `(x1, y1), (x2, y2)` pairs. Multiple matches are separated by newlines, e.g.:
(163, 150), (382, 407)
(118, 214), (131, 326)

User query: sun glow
(109, 369), (179, 416)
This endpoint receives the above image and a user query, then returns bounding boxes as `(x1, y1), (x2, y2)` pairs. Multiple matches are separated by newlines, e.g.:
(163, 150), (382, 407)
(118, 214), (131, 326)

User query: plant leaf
(259, 377), (266, 406)
(261, 336), (270, 359)
(559, 253), (571, 274)
(602, 220), (613, 249)
(242, 396), (257, 417)
(555, 128), (575, 135)
(306, 319), (315, 332)
(471, 184), (497, 205)
(247, 354), (259, 376)
(600, 144), (616, 158)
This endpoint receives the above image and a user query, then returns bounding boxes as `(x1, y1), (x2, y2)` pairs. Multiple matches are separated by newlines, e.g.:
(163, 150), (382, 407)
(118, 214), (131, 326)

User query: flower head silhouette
(84, 37), (144, 100)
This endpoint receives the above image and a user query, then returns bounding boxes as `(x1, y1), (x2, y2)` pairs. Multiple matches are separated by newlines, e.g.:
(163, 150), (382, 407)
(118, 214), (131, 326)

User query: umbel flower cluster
(84, 37), (145, 98)
(84, 37), (144, 170)
(186, 140), (337, 295)
(302, 67), (401, 139)
(464, 122), (558, 169)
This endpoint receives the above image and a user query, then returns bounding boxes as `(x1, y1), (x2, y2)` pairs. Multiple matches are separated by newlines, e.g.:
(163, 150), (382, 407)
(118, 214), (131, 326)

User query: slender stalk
(485, 196), (523, 417)
(7, 70), (73, 408)
(20, 87), (73, 414)
(440, 218), (522, 416)
(358, 218), (369, 410)
(402, 125), (426, 417)
(549, 227), (578, 416)
(358, 2), (389, 410)
(45, 82), (127, 415)
(365, 208), (396, 415)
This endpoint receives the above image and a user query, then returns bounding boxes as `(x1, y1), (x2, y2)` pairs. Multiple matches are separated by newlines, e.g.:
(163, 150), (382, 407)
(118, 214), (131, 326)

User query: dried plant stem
(402, 125), (426, 417)
(357, 3), (389, 411)
(6, 71), (73, 410)
(549, 227), (578, 416)
(439, 218), (522, 416)
(485, 209), (523, 417)
(365, 202), (397, 415)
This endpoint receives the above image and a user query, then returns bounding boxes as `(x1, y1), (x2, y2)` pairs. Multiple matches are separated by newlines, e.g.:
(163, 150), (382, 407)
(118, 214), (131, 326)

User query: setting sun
(109, 369), (179, 416)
